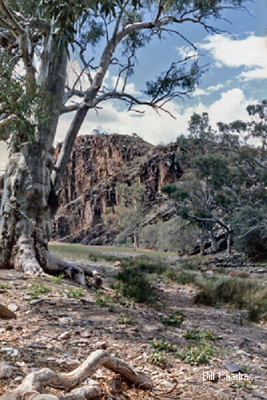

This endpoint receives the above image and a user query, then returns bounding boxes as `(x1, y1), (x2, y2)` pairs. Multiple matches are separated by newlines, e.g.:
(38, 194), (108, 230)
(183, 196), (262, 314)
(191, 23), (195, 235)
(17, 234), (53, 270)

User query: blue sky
(55, 0), (267, 147)
(0, 0), (267, 170)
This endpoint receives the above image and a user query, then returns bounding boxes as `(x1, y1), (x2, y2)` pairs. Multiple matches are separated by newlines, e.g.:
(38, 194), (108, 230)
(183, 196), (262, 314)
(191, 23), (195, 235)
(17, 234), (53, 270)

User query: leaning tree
(0, 0), (248, 282)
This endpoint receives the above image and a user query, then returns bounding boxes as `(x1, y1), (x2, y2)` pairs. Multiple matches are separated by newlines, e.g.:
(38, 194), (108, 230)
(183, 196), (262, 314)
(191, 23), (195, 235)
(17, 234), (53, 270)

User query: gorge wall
(53, 134), (182, 245)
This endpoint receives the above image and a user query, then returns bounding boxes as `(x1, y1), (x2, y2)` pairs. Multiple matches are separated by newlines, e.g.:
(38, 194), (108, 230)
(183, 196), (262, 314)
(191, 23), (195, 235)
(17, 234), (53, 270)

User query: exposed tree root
(0, 350), (153, 400)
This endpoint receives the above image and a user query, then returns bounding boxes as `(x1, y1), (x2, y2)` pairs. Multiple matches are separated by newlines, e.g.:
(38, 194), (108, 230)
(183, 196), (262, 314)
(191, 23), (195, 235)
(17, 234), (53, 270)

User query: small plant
(30, 284), (52, 295)
(230, 379), (252, 390)
(95, 291), (111, 307)
(50, 273), (65, 284)
(151, 338), (177, 352)
(177, 344), (214, 365)
(182, 329), (218, 342)
(0, 283), (12, 289)
(147, 351), (167, 368)
(96, 296), (108, 307)
(108, 305), (115, 312)
(116, 315), (132, 324)
(162, 310), (186, 327)
(164, 268), (177, 281)
(67, 287), (84, 298)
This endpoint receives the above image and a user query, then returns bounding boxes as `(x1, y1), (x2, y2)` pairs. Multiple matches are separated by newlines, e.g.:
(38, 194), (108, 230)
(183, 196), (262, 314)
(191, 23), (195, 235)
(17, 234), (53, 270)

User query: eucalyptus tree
(0, 0), (248, 281)
(162, 103), (267, 255)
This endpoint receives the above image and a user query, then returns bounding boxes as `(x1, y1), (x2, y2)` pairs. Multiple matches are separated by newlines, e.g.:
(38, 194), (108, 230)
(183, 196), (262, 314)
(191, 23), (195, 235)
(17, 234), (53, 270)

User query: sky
(0, 0), (267, 171)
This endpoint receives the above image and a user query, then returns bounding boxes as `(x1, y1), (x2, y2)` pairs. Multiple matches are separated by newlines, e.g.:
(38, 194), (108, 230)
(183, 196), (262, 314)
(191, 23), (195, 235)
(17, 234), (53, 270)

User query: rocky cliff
(53, 134), (182, 245)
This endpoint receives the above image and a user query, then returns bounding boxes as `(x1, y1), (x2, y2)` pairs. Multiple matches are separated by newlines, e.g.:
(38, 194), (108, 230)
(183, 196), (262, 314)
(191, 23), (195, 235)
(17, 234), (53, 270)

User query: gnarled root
(0, 350), (153, 400)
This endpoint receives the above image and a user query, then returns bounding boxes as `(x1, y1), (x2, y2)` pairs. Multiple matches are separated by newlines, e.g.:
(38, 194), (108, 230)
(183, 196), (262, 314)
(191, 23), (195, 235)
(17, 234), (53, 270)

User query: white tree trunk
(210, 230), (217, 253)
(0, 143), (86, 283)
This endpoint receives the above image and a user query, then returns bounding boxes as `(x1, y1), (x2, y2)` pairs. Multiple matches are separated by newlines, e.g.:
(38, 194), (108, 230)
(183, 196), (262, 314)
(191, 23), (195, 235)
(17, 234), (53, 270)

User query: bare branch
(0, 16), (15, 33)
(0, 0), (25, 36)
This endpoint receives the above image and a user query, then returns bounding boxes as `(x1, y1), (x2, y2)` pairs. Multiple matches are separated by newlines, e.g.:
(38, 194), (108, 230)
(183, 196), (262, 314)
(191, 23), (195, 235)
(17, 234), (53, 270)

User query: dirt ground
(0, 264), (267, 400)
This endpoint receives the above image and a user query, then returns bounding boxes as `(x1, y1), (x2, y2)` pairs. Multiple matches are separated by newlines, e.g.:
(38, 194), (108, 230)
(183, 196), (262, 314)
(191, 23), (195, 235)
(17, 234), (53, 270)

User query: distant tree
(162, 104), (267, 255)
(218, 100), (267, 259)
(103, 179), (146, 248)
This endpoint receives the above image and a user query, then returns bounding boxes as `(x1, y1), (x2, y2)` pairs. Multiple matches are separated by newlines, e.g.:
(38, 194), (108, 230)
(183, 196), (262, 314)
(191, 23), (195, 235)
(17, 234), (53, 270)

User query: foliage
(161, 103), (267, 256)
(95, 290), (111, 307)
(116, 314), (132, 324)
(0, 283), (12, 289)
(112, 262), (157, 304)
(50, 273), (65, 284)
(177, 343), (214, 365)
(182, 329), (218, 342)
(30, 284), (52, 295)
(151, 338), (177, 352)
(147, 351), (168, 368)
(230, 379), (252, 390)
(140, 218), (200, 252)
(0, 53), (53, 152)
(161, 310), (186, 327)
(194, 275), (267, 322)
(67, 287), (84, 298)
(232, 206), (267, 261)
(103, 179), (146, 248)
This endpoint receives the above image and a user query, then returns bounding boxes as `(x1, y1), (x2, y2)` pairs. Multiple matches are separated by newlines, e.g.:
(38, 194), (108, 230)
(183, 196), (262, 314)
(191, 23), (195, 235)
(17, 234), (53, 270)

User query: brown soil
(0, 265), (267, 400)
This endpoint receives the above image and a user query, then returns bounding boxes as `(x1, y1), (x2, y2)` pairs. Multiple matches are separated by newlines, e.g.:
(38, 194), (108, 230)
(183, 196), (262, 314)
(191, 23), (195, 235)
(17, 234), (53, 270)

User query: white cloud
(193, 83), (224, 97)
(177, 46), (198, 60)
(0, 90), (255, 171)
(55, 88), (252, 146)
(199, 34), (267, 80)
(111, 76), (141, 96)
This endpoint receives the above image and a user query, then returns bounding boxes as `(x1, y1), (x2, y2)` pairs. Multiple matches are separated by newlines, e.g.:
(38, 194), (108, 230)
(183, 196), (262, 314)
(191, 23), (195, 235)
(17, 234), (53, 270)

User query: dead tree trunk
(0, 350), (153, 400)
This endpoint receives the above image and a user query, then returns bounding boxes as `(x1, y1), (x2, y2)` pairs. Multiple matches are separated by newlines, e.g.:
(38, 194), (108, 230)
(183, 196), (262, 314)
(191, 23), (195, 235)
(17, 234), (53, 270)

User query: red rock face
(53, 133), (182, 245)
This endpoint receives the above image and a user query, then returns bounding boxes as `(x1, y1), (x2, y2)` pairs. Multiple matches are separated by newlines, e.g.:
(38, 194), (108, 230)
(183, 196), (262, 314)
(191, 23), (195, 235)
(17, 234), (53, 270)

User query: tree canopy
(162, 100), (267, 258)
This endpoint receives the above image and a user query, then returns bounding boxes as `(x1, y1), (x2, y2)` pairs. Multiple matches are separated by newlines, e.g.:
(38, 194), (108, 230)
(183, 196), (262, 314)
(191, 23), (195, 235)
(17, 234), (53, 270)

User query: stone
(95, 341), (108, 349)
(0, 361), (13, 378)
(224, 361), (243, 373)
(240, 337), (260, 349)
(53, 135), (182, 245)
(59, 331), (72, 340)
(114, 261), (121, 267)
(7, 303), (19, 312)
(30, 299), (44, 305)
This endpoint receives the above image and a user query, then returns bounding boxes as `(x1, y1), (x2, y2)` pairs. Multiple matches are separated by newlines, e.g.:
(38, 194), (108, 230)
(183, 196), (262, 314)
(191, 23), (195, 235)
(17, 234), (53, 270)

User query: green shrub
(194, 276), (267, 323)
(116, 315), (132, 324)
(162, 310), (186, 327)
(177, 344), (214, 365)
(182, 329), (218, 342)
(147, 351), (168, 368)
(95, 291), (112, 307)
(112, 262), (158, 304)
(151, 339), (177, 352)
(194, 278), (257, 309)
(30, 284), (52, 295)
(164, 268), (177, 280)
(0, 283), (12, 289)
(67, 287), (84, 298)
(50, 273), (65, 284)
(176, 270), (198, 285)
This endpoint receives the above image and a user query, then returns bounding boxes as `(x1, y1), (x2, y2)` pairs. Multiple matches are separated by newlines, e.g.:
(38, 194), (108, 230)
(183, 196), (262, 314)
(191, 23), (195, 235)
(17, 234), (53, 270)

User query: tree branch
(0, 0), (25, 36)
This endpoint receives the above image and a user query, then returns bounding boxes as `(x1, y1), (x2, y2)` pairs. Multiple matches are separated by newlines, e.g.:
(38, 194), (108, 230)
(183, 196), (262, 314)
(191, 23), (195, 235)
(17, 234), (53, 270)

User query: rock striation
(53, 134), (182, 245)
